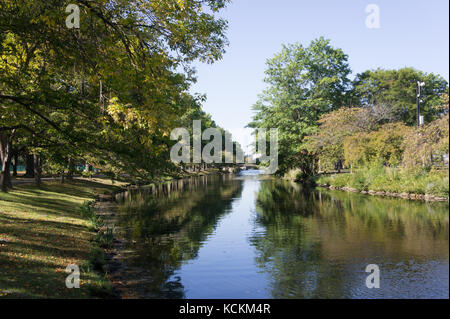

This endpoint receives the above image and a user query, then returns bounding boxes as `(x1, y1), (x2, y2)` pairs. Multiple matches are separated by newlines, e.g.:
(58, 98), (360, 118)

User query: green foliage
(249, 37), (352, 174)
(343, 122), (412, 168)
(305, 107), (370, 171)
(318, 167), (449, 198)
(173, 93), (243, 169)
(87, 277), (113, 299)
(78, 201), (96, 218)
(402, 98), (449, 169)
(307, 93), (448, 183)
(425, 173), (450, 198)
(0, 0), (231, 191)
(88, 246), (106, 271)
(78, 200), (104, 230)
(79, 200), (114, 295)
(320, 164), (384, 190)
(81, 171), (95, 178)
(84, 245), (112, 298)
(93, 227), (114, 249)
(352, 67), (448, 125)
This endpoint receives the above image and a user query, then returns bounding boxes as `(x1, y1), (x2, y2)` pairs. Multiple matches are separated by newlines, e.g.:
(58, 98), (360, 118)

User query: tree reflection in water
(115, 175), (448, 298)
(251, 179), (449, 298)
(116, 175), (243, 298)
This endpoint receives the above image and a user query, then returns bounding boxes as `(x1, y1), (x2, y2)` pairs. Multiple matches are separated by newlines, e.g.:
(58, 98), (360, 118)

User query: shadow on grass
(0, 179), (121, 298)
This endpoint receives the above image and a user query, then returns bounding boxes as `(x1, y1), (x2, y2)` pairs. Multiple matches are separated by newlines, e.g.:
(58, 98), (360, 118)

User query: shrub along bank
(317, 165), (448, 201)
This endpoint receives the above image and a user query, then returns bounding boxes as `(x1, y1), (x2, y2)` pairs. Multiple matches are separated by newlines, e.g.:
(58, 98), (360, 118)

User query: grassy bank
(317, 166), (449, 199)
(0, 179), (124, 298)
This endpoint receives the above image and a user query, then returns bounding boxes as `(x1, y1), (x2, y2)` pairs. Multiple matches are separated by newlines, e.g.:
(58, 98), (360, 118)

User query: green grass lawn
(0, 179), (123, 298)
(317, 167), (449, 198)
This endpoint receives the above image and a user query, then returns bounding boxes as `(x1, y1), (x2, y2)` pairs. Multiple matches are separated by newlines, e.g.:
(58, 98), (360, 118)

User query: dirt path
(11, 177), (59, 185)
(11, 175), (108, 186)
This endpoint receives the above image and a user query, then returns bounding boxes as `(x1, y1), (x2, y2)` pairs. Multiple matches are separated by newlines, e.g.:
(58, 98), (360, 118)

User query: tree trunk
(25, 154), (35, 177)
(0, 133), (13, 192)
(12, 152), (18, 177)
(60, 170), (65, 184)
(34, 155), (42, 187)
(67, 158), (74, 180)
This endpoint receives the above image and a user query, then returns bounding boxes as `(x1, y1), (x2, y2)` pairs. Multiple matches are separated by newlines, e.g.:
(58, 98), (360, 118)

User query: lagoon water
(116, 170), (449, 299)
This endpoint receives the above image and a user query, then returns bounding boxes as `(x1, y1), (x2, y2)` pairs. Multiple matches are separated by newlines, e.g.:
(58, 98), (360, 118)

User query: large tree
(249, 37), (352, 175)
(352, 67), (448, 126)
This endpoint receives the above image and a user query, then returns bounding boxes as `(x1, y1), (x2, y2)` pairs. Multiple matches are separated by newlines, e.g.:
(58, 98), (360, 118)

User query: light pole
(416, 81), (425, 128)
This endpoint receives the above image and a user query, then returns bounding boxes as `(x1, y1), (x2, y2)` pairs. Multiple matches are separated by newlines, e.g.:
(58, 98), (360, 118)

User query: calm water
(116, 170), (449, 299)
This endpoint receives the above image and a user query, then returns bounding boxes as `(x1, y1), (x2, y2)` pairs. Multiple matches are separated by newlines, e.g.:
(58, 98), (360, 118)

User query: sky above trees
(190, 0), (449, 151)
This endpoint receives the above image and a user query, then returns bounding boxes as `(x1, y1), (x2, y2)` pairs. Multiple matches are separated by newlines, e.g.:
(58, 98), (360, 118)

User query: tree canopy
(249, 37), (352, 175)
(250, 38), (448, 177)
(352, 67), (448, 125)
(0, 0), (231, 190)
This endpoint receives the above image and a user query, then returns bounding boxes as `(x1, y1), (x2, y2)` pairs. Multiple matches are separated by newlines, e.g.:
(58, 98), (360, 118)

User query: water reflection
(252, 179), (449, 298)
(116, 175), (243, 298)
(115, 173), (449, 299)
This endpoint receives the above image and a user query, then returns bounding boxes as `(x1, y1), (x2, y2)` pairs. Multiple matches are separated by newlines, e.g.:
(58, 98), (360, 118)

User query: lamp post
(417, 81), (425, 128)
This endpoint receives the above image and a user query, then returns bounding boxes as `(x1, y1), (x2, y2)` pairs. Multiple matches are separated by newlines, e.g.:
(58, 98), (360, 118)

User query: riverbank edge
(317, 183), (449, 202)
(92, 191), (126, 298)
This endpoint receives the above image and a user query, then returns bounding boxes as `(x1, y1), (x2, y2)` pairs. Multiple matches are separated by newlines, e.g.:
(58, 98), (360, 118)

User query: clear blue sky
(190, 0), (449, 150)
